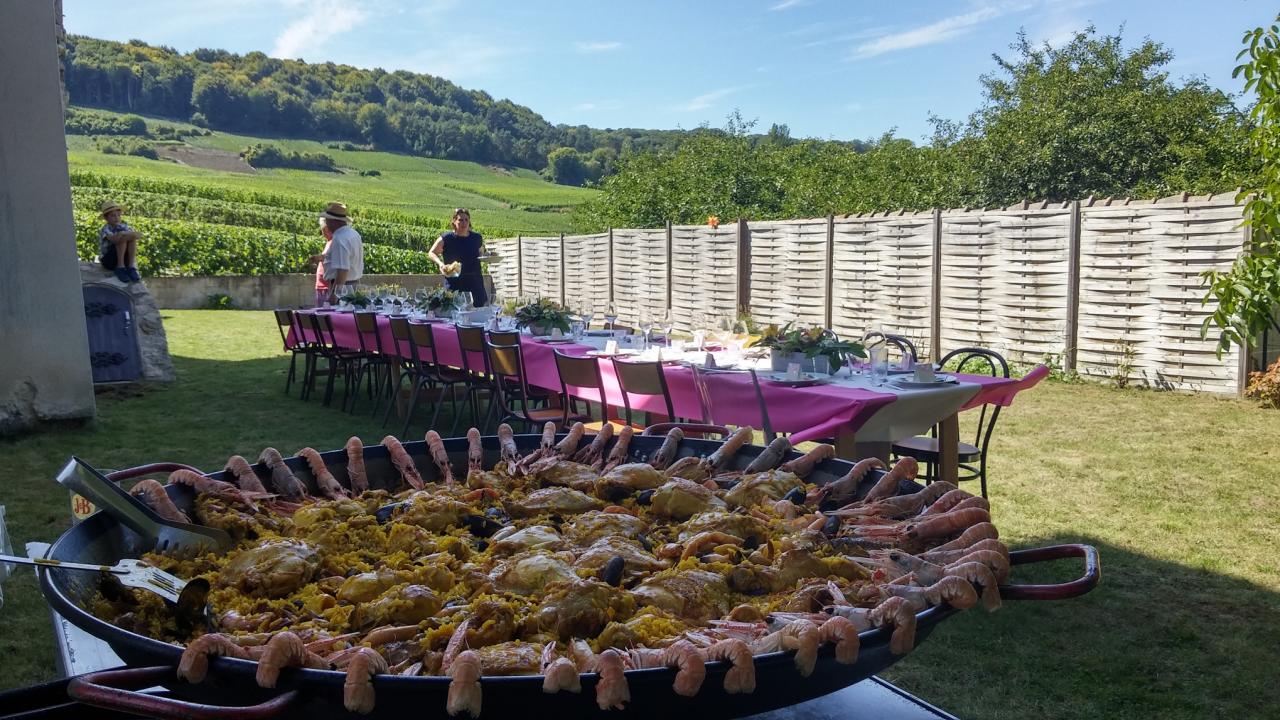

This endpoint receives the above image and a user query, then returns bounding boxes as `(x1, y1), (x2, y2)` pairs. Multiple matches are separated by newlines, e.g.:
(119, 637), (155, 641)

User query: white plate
(585, 349), (639, 357)
(533, 336), (574, 343)
(761, 372), (830, 387)
(890, 374), (957, 388)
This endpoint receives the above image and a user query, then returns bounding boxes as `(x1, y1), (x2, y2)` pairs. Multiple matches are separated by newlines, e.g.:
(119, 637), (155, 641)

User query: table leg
(937, 413), (960, 484)
(834, 428), (890, 463)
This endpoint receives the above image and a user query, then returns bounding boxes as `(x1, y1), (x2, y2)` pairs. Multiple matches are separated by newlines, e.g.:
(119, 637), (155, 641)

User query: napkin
(550, 327), (564, 339)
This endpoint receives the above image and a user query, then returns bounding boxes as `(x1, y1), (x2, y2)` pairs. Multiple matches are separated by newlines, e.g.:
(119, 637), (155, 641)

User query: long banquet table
(293, 310), (1046, 482)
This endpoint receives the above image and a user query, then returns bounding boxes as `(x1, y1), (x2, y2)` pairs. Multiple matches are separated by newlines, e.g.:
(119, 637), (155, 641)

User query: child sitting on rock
(98, 201), (141, 283)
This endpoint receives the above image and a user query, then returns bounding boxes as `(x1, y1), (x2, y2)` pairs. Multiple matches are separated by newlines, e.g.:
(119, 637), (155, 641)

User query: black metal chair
(272, 309), (313, 395)
(891, 347), (1010, 498)
(862, 331), (919, 365)
(552, 350), (609, 429)
(348, 312), (396, 416)
(611, 357), (676, 429)
(690, 365), (776, 442)
(487, 340), (574, 431)
(387, 321), (470, 437)
(299, 312), (361, 407)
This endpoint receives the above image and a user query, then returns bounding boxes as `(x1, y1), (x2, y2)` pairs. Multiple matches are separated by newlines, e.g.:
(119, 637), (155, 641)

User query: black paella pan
(36, 432), (1100, 719)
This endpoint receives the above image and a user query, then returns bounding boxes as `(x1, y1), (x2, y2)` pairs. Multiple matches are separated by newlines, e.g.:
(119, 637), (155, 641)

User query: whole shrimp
(859, 456), (919, 504)
(929, 521), (999, 552)
(168, 469), (262, 510)
(224, 455), (268, 494)
(599, 425), (634, 473)
(381, 435), (425, 490)
(526, 422), (588, 474)
(813, 457), (886, 506)
(592, 648), (630, 710)
(497, 423), (520, 475)
(541, 642), (581, 694)
(647, 426), (682, 470)
(869, 596), (917, 655)
(572, 423), (613, 467)
(945, 561), (1002, 611)
(465, 428), (486, 488)
(258, 448), (308, 502)
(177, 633), (257, 683)
(778, 443), (835, 479)
(517, 422), (559, 473)
(297, 447), (349, 499)
(704, 639), (755, 694)
(255, 632), (329, 688)
(425, 430), (455, 485)
(129, 479), (189, 523)
(877, 575), (979, 611)
(627, 640), (706, 697)
(919, 538), (1009, 566)
(346, 436), (368, 494)
(446, 650), (483, 717)
(818, 615), (860, 664)
(343, 647), (388, 715)
(921, 488), (986, 516)
(831, 481), (955, 519)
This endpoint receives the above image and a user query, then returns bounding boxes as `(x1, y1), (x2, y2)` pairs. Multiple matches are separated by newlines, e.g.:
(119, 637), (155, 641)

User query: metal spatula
(0, 554), (202, 604)
(55, 456), (233, 556)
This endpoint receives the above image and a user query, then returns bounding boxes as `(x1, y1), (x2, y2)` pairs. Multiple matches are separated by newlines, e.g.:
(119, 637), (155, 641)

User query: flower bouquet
(751, 323), (866, 373)
(514, 297), (575, 335)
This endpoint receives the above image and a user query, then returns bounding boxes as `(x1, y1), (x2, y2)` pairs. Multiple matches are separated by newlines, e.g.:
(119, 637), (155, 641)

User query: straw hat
(319, 201), (350, 223)
(100, 201), (124, 218)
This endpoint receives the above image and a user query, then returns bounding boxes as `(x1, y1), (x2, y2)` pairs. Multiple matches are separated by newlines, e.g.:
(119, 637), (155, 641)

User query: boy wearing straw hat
(316, 201), (363, 304)
(98, 201), (141, 283)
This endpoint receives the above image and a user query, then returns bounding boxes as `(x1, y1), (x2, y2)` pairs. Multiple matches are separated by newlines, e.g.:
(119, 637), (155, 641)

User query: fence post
(930, 208), (942, 361)
(516, 235), (524, 298)
(1237, 210), (1253, 395)
(607, 228), (615, 305)
(665, 221), (674, 311)
(824, 214), (835, 329)
(1064, 200), (1082, 372)
(559, 232), (566, 304)
(736, 218), (751, 316)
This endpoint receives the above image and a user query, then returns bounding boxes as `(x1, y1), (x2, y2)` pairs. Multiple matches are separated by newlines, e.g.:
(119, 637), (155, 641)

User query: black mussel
(822, 515), (841, 537)
(636, 489), (655, 505)
(818, 498), (838, 512)
(472, 538), (489, 552)
(464, 514), (506, 538)
(485, 507), (510, 524)
(742, 536), (760, 550)
(600, 556), (625, 587)
(637, 534), (653, 552)
(783, 487), (806, 505)
(375, 501), (408, 524)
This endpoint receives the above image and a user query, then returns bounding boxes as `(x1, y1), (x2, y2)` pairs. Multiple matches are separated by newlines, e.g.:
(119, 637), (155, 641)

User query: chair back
(862, 331), (918, 364)
(456, 325), (490, 376)
(273, 309), (297, 350)
(612, 358), (675, 426)
(690, 365), (775, 441)
(939, 346), (1009, 456)
(487, 330), (521, 346)
(353, 312), (385, 354)
(406, 322), (443, 375)
(554, 351), (608, 425)
(387, 316), (412, 362)
(305, 312), (337, 351)
(486, 340), (539, 422)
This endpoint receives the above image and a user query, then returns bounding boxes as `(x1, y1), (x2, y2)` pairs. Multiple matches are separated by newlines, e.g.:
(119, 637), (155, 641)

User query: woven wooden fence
(486, 193), (1249, 394)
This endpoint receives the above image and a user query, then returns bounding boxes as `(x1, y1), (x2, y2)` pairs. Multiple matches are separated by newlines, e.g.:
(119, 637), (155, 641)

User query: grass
(65, 107), (595, 236)
(2, 311), (1279, 718)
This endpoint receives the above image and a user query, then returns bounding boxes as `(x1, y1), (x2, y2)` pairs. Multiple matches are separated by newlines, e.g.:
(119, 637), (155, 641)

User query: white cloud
(850, 6), (1003, 59)
(675, 87), (743, 111)
(401, 37), (518, 83)
(573, 102), (598, 111)
(770, 0), (809, 10)
(574, 40), (622, 53)
(272, 1), (368, 59)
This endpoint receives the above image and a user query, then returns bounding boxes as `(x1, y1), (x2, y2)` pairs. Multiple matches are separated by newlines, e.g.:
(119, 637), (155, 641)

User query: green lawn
(2, 311), (1278, 718)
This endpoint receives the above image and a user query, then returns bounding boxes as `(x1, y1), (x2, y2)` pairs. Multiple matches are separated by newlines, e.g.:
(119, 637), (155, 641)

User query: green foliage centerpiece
(339, 289), (372, 309)
(752, 323), (865, 373)
(515, 298), (574, 335)
(417, 286), (462, 315)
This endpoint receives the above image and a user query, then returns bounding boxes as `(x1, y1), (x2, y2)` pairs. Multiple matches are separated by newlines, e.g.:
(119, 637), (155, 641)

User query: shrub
(189, 112), (209, 128)
(95, 136), (158, 159)
(65, 108), (148, 136)
(1245, 358), (1280, 408)
(204, 292), (235, 309)
(359, 169), (381, 177)
(241, 143), (337, 172)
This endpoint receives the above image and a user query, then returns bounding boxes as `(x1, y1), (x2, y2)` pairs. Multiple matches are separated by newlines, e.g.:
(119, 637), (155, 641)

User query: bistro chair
(487, 340), (574, 431)
(891, 347), (1010, 498)
(388, 321), (470, 437)
(690, 365), (777, 442)
(455, 325), (498, 434)
(299, 312), (361, 407)
(273, 309), (313, 395)
(348, 312), (396, 416)
(487, 329), (522, 346)
(552, 350), (609, 429)
(862, 331), (919, 365)
(611, 357), (676, 429)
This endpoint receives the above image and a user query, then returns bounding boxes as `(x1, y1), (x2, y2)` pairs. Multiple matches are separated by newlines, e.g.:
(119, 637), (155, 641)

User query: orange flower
(707, 215), (720, 228)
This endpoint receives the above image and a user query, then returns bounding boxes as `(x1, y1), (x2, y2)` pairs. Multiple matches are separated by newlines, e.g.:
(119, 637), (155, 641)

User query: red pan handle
(68, 666), (298, 720)
(999, 544), (1100, 600)
(105, 462), (205, 482)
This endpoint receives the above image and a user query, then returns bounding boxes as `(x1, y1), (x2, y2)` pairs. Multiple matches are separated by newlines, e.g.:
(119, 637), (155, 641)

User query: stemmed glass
(581, 304), (596, 333)
(604, 303), (619, 331)
(660, 308), (675, 345)
(638, 309), (654, 350)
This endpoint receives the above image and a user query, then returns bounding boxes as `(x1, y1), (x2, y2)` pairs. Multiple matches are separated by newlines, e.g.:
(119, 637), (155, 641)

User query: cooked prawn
(627, 640), (705, 697)
(593, 648), (630, 710)
(346, 436), (368, 494)
(255, 632), (328, 688)
(466, 428), (484, 488)
(573, 423), (614, 466)
(880, 575), (979, 611)
(600, 425), (633, 473)
(817, 615), (860, 664)
(129, 479), (190, 523)
(704, 638), (755, 694)
(680, 531), (745, 560)
(918, 538), (1009, 565)
(425, 430), (455, 486)
(869, 596), (917, 655)
(778, 443), (834, 478)
(861, 457), (919, 504)
(647, 426), (682, 470)
(224, 455), (268, 494)
(298, 447), (348, 499)
(816, 457), (885, 505)
(779, 619), (822, 677)
(944, 561), (1002, 611)
(947, 549), (1010, 583)
(343, 647), (388, 715)
(497, 423), (519, 475)
(168, 469), (263, 510)
(177, 632), (254, 683)
(446, 649), (483, 717)
(930, 521), (999, 552)
(541, 642), (581, 694)
(831, 481), (955, 519)
(382, 435), (425, 490)
(920, 487), (976, 516)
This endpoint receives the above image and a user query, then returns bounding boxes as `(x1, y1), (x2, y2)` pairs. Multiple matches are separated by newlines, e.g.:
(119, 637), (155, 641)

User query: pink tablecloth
(292, 310), (1041, 442)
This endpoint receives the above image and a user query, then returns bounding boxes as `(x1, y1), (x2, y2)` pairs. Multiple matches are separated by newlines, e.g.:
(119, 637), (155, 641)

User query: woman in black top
(428, 208), (489, 307)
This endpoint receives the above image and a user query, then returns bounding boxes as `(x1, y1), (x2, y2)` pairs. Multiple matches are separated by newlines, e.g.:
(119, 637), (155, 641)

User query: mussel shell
(635, 489), (655, 505)
(600, 555), (625, 587)
(464, 514), (506, 538)
(783, 487), (806, 505)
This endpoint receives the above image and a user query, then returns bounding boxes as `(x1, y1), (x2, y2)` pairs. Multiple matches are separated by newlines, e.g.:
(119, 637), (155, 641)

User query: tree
(1203, 15), (1280, 355)
(355, 102), (393, 148)
(545, 147), (588, 186)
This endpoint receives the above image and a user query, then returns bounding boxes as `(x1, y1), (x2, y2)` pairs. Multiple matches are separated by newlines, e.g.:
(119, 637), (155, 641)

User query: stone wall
(0, 2), (96, 434)
(146, 274), (493, 310)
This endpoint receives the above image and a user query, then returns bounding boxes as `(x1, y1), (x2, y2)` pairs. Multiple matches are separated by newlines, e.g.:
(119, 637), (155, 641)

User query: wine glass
(638, 309), (654, 350)
(604, 303), (618, 332)
(660, 308), (675, 346)
(581, 304), (596, 332)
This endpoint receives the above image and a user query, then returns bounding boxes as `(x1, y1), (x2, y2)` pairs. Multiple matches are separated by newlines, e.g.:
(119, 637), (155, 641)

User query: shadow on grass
(882, 533), (1280, 720)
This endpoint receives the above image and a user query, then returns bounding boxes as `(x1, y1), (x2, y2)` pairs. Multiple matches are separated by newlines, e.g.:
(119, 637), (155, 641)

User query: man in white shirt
(319, 201), (363, 304)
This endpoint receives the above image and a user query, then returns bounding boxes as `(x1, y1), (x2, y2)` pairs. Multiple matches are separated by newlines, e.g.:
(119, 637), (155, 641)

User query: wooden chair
(552, 350), (608, 429)
(299, 312), (361, 407)
(487, 330), (521, 346)
(387, 321), (470, 437)
(891, 347), (1010, 498)
(455, 325), (497, 434)
(348, 312), (396, 416)
(611, 357), (675, 428)
(272, 309), (312, 395)
(487, 340), (577, 431)
(690, 365), (776, 442)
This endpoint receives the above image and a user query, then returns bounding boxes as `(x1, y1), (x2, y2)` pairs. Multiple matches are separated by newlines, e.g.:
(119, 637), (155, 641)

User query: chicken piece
(678, 512), (771, 546)
(504, 487), (605, 518)
(472, 641), (543, 676)
(572, 535), (669, 580)
(460, 600), (518, 648)
(631, 569), (735, 622)
(530, 460), (599, 491)
(386, 523), (438, 556)
(489, 524), (563, 555)
(397, 491), (473, 532)
(338, 569), (400, 604)
(564, 511), (650, 546)
(355, 584), (443, 628)
(650, 479), (726, 520)
(723, 470), (804, 509)
(217, 539), (319, 598)
(727, 563), (782, 595)
(534, 579), (637, 639)
(490, 551), (579, 595)
(595, 463), (667, 500)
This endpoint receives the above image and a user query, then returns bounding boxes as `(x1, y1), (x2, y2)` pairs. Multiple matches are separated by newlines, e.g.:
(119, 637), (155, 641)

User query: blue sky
(63, 0), (1272, 142)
